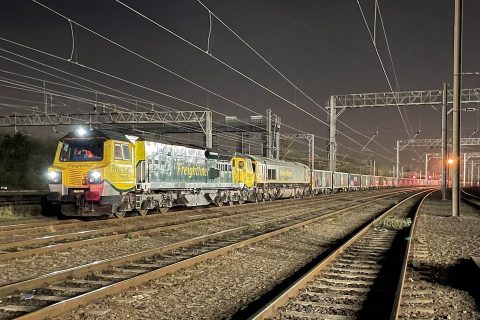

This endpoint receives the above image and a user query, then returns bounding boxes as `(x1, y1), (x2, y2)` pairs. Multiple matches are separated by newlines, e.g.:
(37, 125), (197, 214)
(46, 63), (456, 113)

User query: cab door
(111, 142), (135, 190)
(232, 158), (238, 183)
(244, 159), (255, 188)
(237, 158), (246, 183)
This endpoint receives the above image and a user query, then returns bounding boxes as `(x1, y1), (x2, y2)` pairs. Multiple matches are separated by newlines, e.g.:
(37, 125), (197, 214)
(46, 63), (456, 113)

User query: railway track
(393, 189), (476, 319)
(393, 211), (435, 320)
(1, 190), (384, 238)
(249, 190), (432, 320)
(0, 191), (364, 237)
(0, 189), (419, 319)
(0, 189), (412, 261)
(460, 188), (480, 208)
(0, 191), (47, 207)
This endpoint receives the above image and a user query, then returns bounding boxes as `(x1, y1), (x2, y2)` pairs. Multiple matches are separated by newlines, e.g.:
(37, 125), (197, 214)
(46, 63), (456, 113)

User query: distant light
(412, 175), (417, 179)
(447, 159), (454, 165)
(76, 127), (87, 136)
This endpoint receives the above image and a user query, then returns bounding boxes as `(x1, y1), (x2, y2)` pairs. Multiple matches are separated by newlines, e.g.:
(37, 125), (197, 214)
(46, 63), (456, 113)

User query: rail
(0, 190), (48, 206)
(390, 190), (434, 319)
(460, 188), (480, 208)
(249, 189), (432, 319)
(0, 189), (415, 319)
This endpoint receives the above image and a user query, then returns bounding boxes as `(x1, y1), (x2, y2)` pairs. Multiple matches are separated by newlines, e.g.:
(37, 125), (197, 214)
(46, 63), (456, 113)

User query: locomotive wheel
(228, 200), (234, 206)
(138, 209), (148, 216)
(158, 207), (169, 214)
(111, 203), (127, 218)
(114, 210), (126, 218)
(238, 199), (245, 205)
(214, 199), (223, 207)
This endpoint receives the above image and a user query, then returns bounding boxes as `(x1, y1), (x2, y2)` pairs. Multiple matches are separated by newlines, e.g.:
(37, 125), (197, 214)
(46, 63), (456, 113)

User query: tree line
(0, 133), (57, 190)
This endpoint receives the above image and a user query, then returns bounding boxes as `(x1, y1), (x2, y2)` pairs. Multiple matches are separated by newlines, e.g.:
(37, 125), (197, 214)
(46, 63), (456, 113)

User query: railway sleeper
(0, 191), (420, 319)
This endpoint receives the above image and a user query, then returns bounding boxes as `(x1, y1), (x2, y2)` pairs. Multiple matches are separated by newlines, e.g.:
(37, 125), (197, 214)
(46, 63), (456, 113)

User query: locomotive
(47, 128), (437, 218)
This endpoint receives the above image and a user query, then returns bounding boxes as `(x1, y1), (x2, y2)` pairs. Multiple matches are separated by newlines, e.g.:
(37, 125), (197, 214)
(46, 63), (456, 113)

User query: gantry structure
(0, 109), (289, 159)
(328, 87), (480, 171)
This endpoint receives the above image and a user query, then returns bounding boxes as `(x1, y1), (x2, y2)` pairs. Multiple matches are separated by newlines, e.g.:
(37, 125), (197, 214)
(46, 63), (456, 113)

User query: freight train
(47, 129), (438, 218)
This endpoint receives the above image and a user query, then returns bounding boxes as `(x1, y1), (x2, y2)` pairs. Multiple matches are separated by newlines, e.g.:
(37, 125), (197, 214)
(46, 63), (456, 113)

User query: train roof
(61, 129), (232, 156)
(246, 154), (309, 168)
(61, 129), (131, 142)
(61, 129), (207, 148)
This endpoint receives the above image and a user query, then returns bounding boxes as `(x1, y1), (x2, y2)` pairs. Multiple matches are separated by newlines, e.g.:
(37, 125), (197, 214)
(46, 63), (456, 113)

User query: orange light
(447, 159), (454, 165)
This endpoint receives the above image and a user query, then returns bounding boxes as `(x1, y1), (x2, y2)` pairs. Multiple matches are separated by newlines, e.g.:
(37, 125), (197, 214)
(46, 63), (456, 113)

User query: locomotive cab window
(114, 143), (131, 160)
(122, 145), (131, 160)
(114, 144), (123, 160)
(59, 138), (104, 162)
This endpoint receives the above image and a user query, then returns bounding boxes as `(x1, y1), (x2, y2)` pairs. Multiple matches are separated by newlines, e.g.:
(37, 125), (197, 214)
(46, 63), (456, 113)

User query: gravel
(402, 191), (480, 320)
(52, 193), (411, 320)
(0, 193), (375, 285)
(0, 198), (315, 243)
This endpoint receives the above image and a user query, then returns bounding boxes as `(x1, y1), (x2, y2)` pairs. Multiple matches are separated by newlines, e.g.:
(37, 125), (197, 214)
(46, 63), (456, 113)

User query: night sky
(1, 0), (479, 173)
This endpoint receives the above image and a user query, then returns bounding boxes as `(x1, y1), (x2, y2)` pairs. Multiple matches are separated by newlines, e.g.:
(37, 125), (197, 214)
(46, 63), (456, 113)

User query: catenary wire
(193, 0), (395, 157)
(0, 38), (389, 162)
(31, 0), (388, 157)
(356, 0), (422, 161)
(375, 1), (416, 140)
(115, 0), (395, 158)
(0, 36), (391, 162)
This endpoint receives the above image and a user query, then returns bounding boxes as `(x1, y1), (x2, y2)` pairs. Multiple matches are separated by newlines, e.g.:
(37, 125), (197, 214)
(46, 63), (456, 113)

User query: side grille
(68, 170), (85, 186)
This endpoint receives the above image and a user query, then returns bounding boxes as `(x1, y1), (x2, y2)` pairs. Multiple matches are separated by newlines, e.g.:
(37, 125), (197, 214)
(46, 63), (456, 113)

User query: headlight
(91, 171), (101, 179)
(76, 127), (87, 136)
(88, 171), (102, 184)
(48, 171), (62, 184)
